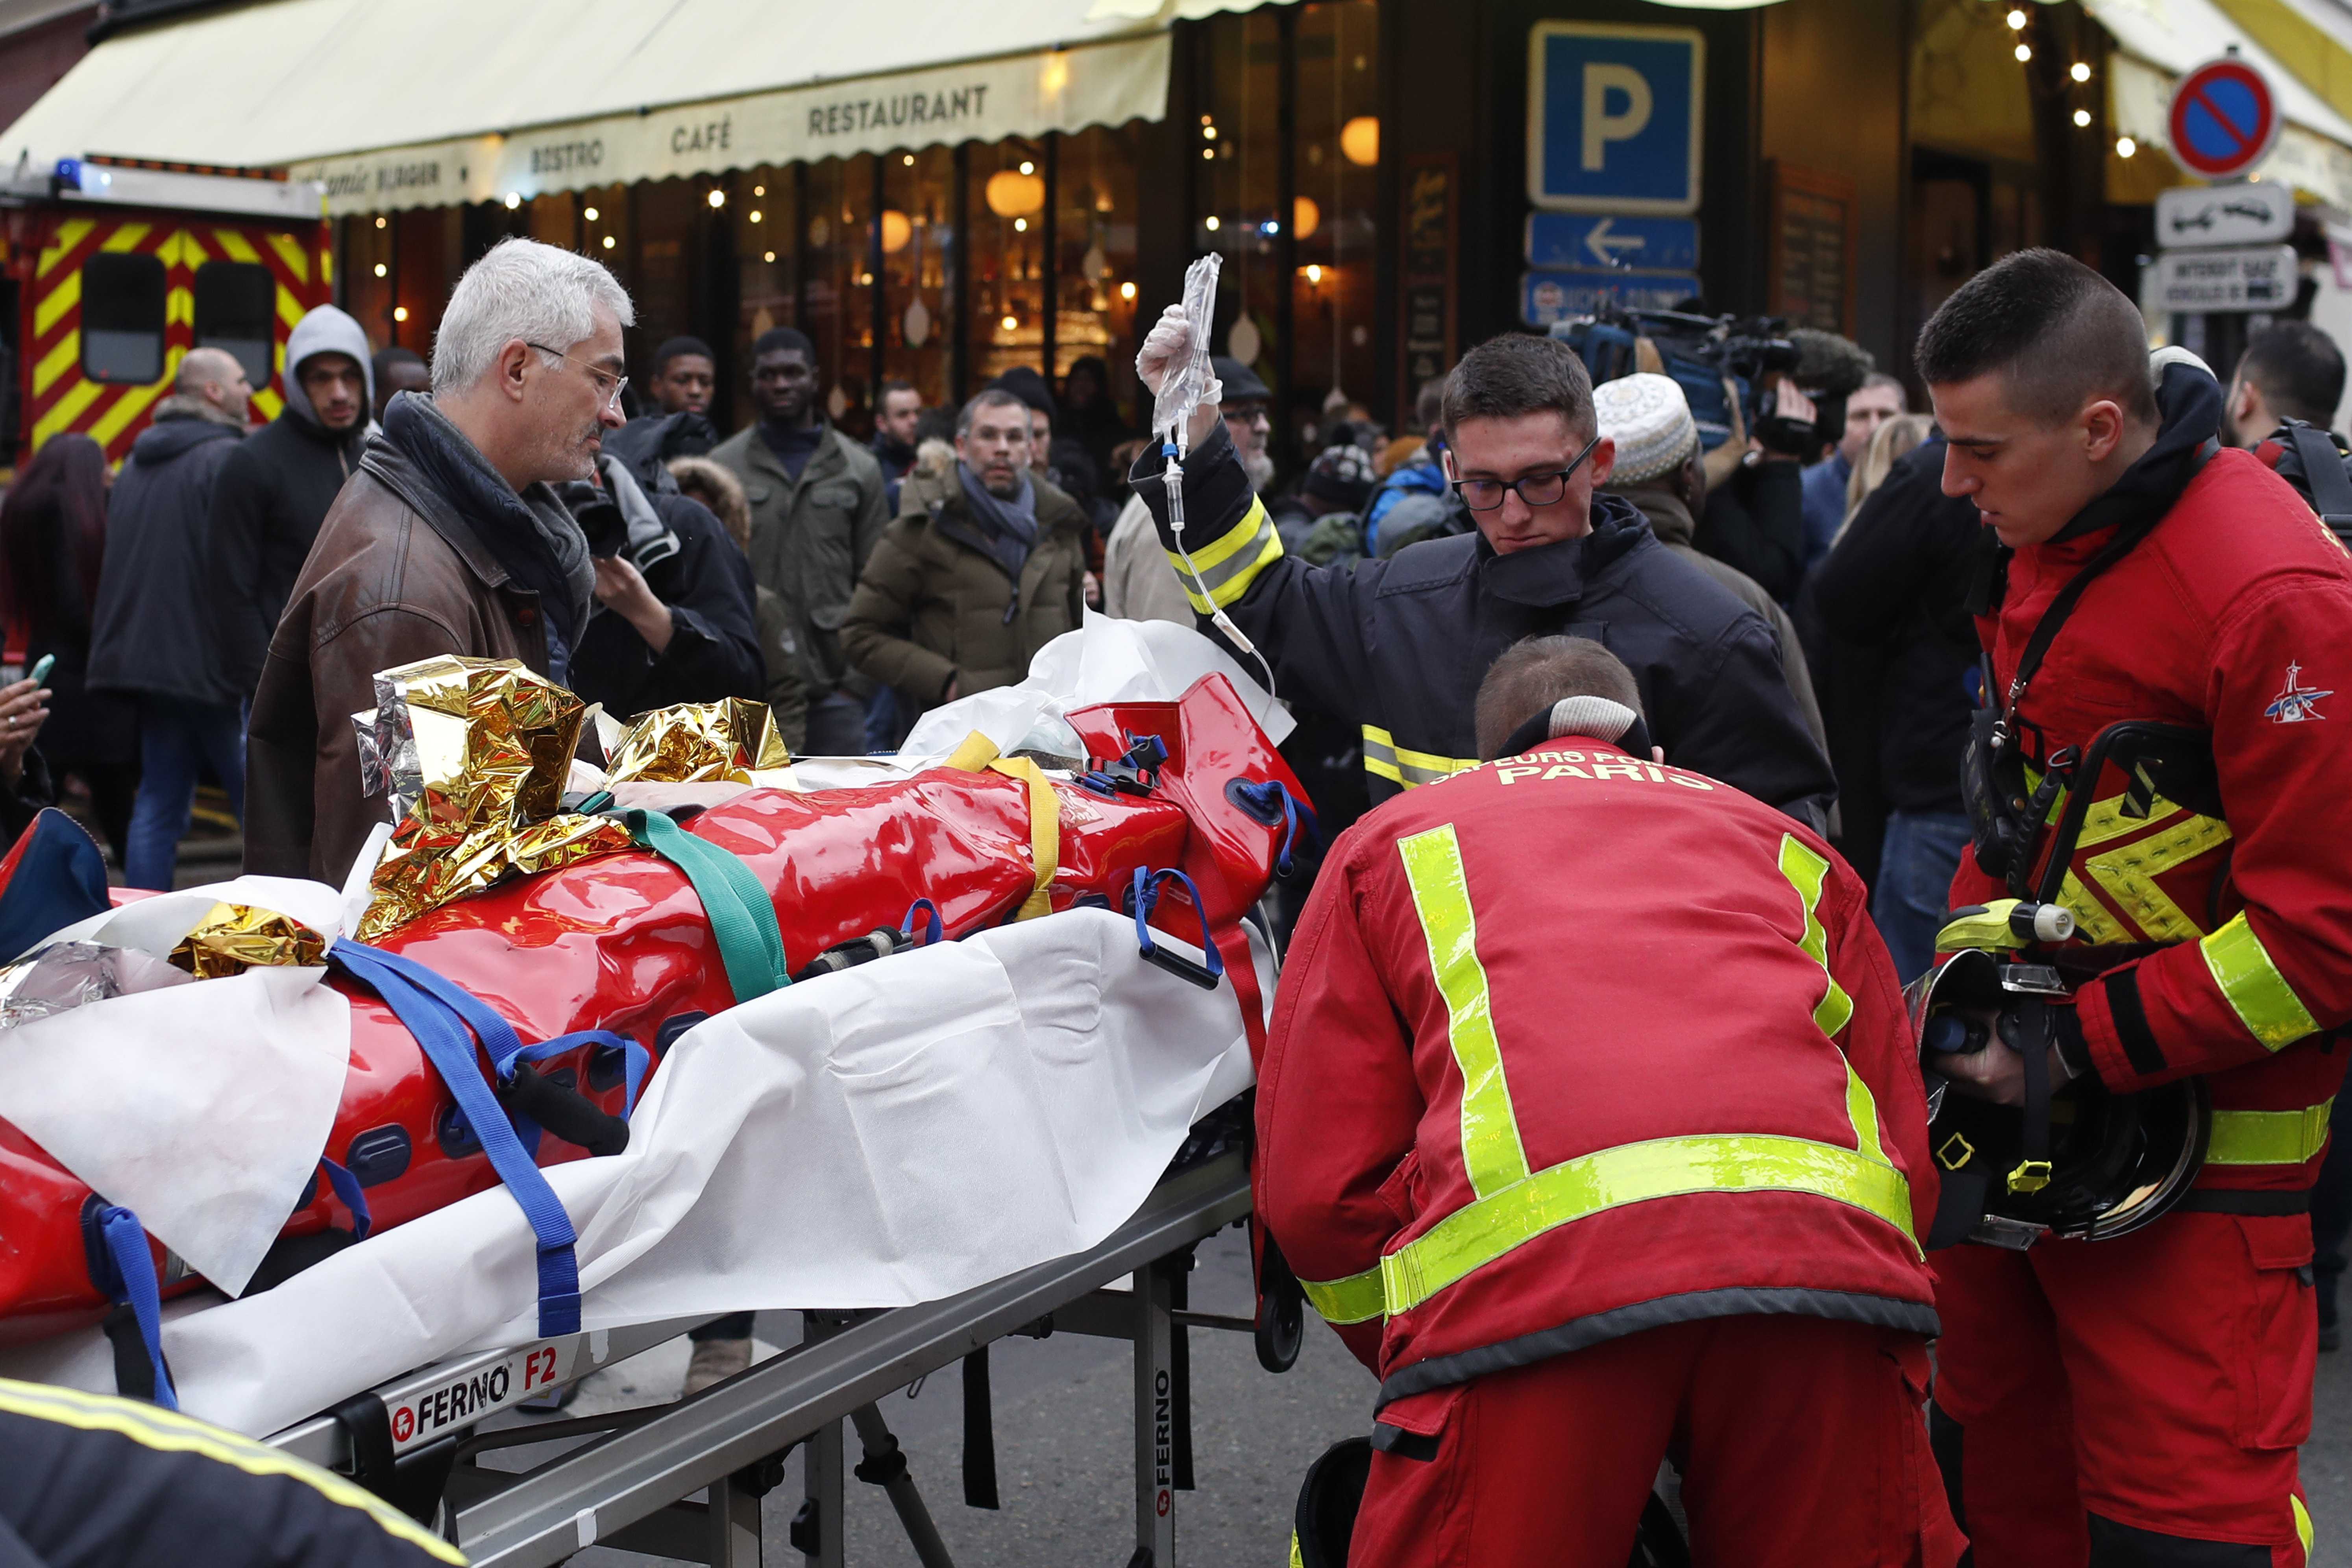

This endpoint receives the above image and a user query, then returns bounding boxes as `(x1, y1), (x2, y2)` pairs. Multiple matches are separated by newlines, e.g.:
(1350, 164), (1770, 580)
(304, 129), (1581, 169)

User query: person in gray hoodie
(86, 347), (251, 888)
(208, 304), (374, 704)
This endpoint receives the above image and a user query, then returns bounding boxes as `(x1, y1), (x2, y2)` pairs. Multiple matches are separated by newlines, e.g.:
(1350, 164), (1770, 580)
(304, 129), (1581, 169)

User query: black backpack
(2252, 418), (2352, 546)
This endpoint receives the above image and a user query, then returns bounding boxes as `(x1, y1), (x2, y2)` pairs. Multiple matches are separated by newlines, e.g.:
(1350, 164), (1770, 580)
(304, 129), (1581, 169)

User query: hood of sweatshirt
(279, 304), (374, 437)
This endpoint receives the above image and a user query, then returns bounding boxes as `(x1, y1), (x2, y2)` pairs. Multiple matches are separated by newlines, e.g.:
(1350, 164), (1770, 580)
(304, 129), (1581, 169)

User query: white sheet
(4, 908), (1261, 1439)
(0, 876), (353, 1298)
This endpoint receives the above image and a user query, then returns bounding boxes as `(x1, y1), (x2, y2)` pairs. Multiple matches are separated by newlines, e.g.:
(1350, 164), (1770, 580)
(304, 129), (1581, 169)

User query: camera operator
(1690, 375), (1817, 604)
(562, 454), (763, 721)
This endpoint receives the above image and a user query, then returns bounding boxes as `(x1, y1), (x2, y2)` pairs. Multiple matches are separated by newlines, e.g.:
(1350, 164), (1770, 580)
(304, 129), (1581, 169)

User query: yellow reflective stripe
(1299, 1264), (1386, 1326)
(1377, 1134), (1917, 1315)
(1398, 824), (1529, 1198)
(2293, 1494), (2313, 1559)
(0, 1378), (466, 1563)
(1164, 497), (1283, 612)
(1845, 1059), (1888, 1166)
(2200, 913), (2321, 1051)
(1777, 834), (1854, 1037)
(2207, 1098), (2336, 1166)
(1360, 726), (1476, 790)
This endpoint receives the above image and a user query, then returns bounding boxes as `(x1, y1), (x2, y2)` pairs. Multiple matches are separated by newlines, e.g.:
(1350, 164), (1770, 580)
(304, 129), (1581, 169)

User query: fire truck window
(194, 262), (277, 390)
(80, 251), (166, 384)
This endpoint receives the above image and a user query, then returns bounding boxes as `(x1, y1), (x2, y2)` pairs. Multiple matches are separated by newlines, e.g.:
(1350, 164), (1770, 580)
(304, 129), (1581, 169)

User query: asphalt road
(509, 1228), (2352, 1567)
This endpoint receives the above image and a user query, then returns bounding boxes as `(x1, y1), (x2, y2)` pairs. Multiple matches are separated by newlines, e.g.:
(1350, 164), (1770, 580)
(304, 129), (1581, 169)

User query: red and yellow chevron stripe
(24, 211), (329, 464)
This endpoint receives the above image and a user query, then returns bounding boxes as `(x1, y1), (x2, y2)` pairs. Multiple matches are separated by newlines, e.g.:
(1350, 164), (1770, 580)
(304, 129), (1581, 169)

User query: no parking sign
(2168, 56), (2281, 182)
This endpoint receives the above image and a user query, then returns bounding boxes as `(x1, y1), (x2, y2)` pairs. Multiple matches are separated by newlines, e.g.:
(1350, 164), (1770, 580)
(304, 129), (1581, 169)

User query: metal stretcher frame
(264, 1151), (1256, 1568)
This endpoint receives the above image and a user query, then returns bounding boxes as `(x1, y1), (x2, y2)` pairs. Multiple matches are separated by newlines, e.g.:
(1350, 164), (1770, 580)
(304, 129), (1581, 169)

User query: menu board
(1766, 161), (1857, 336)
(1399, 155), (1458, 420)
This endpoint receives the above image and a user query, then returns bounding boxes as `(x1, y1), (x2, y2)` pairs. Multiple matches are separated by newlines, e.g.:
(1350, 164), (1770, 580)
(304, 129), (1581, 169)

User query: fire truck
(1, 157), (330, 474)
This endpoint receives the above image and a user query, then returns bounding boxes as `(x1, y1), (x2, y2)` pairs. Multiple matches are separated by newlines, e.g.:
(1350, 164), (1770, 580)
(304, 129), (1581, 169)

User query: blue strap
(95, 1206), (177, 1411)
(1131, 867), (1225, 980)
(495, 1030), (651, 1159)
(901, 899), (944, 947)
(316, 1157), (372, 1242)
(327, 940), (582, 1336)
(1229, 779), (1320, 877)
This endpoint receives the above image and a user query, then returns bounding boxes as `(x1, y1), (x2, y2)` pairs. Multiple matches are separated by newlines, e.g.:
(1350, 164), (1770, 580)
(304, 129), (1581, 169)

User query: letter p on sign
(1583, 65), (1653, 170)
(1531, 22), (1703, 216)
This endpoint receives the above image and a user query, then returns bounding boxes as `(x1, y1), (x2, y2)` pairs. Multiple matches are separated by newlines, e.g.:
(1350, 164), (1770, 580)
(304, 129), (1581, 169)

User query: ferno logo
(1154, 1367), (1172, 1516)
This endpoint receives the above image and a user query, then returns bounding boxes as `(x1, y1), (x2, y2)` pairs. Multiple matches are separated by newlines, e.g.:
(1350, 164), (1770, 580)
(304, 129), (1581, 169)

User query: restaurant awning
(2086, 0), (2352, 208)
(1, 0), (1285, 217)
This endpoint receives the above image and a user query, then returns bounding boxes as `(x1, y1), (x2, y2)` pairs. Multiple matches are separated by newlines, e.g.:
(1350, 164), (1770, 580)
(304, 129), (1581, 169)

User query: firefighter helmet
(1911, 949), (2210, 1248)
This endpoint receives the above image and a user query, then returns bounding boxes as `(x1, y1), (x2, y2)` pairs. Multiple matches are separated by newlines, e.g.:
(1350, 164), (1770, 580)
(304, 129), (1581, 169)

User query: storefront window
(969, 138), (1046, 387)
(729, 164), (793, 426)
(1050, 124), (1143, 422)
(1293, 0), (1380, 421)
(1200, 9), (1285, 394)
(880, 146), (958, 406)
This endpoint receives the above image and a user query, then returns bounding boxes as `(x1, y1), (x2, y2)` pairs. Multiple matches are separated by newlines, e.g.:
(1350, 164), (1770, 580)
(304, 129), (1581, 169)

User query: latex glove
(1135, 305), (1224, 452)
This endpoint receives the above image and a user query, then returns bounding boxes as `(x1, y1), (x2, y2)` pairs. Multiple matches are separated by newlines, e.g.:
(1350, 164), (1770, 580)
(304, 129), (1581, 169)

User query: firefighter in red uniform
(1918, 249), (2352, 1565)
(1257, 635), (1960, 1567)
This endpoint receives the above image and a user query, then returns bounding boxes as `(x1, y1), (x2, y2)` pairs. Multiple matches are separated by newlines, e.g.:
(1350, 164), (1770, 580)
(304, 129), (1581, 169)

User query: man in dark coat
(86, 347), (250, 889)
(209, 304), (373, 706)
(563, 454), (763, 721)
(1128, 317), (1836, 829)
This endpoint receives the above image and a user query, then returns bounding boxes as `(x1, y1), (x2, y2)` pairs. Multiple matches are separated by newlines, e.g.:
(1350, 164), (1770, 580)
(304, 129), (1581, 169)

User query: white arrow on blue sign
(1527, 22), (1705, 215)
(1526, 213), (1700, 274)
(1522, 272), (1702, 328)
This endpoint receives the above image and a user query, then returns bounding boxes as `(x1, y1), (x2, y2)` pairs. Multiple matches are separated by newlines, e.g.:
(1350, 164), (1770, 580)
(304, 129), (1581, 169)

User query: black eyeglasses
(525, 342), (628, 409)
(1450, 431), (1603, 512)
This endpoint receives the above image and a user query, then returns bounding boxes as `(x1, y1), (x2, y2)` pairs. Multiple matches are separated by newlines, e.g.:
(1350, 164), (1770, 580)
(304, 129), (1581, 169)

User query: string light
(1014, 217), (1028, 231)
(373, 263), (387, 277)
(583, 206), (599, 221)
(2070, 61), (2091, 83)
(2073, 108), (2091, 127)
(1120, 281), (1137, 300)
(2116, 136), (2137, 157)
(1001, 314), (1019, 331)
(707, 189), (725, 208)
(394, 306), (409, 321)
(373, 216), (386, 229)
(602, 235), (616, 249)
(1018, 161), (1034, 176)
(2006, 8), (2026, 27)
(2015, 43), (2032, 62)
(1205, 215), (1220, 231)
(504, 192), (521, 209)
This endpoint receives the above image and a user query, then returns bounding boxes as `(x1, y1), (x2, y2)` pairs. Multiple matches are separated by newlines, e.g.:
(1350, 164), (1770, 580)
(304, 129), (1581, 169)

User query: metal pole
(703, 1472), (761, 1568)
(848, 1403), (956, 1568)
(1131, 1262), (1176, 1567)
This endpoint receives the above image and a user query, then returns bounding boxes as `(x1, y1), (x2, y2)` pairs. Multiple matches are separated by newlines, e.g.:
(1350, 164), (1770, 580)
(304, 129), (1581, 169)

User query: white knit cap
(1591, 372), (1699, 486)
(1548, 695), (1636, 743)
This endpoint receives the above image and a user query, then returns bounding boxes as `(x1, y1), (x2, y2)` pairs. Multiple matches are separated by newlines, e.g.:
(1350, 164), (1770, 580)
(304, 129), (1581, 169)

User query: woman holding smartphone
(0, 434), (137, 860)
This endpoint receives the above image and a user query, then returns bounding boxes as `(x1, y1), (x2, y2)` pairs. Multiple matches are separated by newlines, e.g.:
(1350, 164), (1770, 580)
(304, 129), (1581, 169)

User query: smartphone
(25, 654), (54, 688)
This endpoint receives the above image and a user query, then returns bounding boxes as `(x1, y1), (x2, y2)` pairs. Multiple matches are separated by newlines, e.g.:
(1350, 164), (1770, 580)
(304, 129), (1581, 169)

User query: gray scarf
(956, 462), (1039, 582)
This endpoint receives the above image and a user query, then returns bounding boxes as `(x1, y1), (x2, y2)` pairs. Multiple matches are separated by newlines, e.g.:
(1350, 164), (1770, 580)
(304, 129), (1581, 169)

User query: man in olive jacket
(708, 328), (890, 754)
(843, 387), (1087, 717)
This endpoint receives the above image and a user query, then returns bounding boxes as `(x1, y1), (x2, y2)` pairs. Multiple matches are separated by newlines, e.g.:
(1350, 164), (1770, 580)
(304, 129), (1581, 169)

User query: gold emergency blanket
(169, 902), (328, 978)
(605, 697), (799, 789)
(353, 656), (632, 939)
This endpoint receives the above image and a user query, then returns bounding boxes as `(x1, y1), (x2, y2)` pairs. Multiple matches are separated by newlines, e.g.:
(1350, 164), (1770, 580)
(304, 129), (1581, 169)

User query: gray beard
(1243, 449), (1276, 491)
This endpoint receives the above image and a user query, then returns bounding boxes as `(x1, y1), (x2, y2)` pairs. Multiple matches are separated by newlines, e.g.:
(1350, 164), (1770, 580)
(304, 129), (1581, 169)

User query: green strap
(625, 809), (790, 1004)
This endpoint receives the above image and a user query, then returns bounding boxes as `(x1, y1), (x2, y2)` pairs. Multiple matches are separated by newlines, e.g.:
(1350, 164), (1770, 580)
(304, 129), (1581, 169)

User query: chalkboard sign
(1766, 161), (1857, 337)
(1399, 155), (1458, 423)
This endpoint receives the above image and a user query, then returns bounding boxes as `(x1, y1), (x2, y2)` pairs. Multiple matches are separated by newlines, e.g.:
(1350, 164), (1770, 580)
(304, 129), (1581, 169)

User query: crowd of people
(5, 231), (2352, 1562)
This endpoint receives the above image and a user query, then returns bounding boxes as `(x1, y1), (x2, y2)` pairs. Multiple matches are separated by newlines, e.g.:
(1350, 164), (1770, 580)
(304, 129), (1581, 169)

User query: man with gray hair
(842, 386), (1087, 718)
(245, 237), (632, 882)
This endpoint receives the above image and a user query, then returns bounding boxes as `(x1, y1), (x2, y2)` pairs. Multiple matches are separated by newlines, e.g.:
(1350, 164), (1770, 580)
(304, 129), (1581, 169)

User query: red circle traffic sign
(2169, 57), (2281, 181)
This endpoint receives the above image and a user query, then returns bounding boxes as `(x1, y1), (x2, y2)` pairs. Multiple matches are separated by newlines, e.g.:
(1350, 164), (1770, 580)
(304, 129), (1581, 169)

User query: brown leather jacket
(244, 436), (551, 885)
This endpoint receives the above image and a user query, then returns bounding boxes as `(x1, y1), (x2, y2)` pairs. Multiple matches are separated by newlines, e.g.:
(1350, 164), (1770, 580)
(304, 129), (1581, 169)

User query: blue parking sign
(1528, 22), (1704, 215)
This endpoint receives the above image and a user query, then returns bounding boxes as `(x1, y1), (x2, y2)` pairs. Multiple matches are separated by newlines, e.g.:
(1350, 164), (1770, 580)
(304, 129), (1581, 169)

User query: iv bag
(1151, 253), (1223, 452)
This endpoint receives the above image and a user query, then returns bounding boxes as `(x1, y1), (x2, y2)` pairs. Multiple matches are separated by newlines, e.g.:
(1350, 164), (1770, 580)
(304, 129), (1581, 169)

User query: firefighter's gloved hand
(1938, 1002), (2087, 1106)
(1135, 305), (1223, 450)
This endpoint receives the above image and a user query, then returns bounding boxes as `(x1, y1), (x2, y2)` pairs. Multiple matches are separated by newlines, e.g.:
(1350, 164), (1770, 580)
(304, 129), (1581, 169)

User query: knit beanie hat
(1303, 442), (1378, 510)
(1591, 373), (1699, 486)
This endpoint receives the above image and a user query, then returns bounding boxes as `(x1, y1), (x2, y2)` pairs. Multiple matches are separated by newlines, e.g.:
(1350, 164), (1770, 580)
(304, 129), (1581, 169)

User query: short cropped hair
(956, 386), (1029, 439)
(1474, 635), (1644, 761)
(1441, 335), (1597, 443)
(751, 327), (816, 362)
(2236, 322), (2346, 428)
(1858, 371), (1908, 408)
(431, 238), (634, 396)
(652, 335), (715, 374)
(878, 377), (921, 407)
(1914, 248), (2156, 428)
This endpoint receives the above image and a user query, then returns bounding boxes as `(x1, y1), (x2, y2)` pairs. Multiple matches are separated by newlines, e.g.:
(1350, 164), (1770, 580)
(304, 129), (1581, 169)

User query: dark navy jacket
(1132, 422), (1836, 827)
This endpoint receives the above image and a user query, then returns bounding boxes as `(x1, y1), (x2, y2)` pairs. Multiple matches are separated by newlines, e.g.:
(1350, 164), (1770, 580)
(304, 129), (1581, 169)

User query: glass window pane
(192, 260), (276, 390)
(81, 250), (166, 385)
(1294, 0), (1381, 427)
(970, 140), (1045, 385)
(1201, 10), (1285, 392)
(880, 145), (957, 408)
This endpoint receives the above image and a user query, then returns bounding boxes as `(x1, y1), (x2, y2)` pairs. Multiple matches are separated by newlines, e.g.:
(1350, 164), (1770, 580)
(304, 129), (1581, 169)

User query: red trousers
(1931, 1212), (2316, 1566)
(1350, 1315), (1964, 1568)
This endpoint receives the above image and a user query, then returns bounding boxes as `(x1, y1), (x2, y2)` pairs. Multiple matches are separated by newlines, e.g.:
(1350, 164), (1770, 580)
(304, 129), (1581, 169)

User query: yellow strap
(943, 731), (1058, 920)
(1777, 834), (1855, 1037)
(2201, 912), (2321, 1052)
(1377, 1132), (1917, 1316)
(2208, 1098), (2337, 1166)
(0, 1378), (466, 1564)
(1298, 1264), (1386, 1326)
(1398, 824), (1530, 1198)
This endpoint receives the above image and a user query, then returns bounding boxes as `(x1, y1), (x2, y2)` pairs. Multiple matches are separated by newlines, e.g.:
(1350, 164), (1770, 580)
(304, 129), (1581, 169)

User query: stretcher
(261, 1151), (1262, 1568)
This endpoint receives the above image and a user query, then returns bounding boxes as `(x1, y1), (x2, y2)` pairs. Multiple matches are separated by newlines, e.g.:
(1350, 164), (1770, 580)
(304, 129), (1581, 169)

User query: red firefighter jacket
(1952, 447), (2352, 1193)
(1257, 733), (1940, 1409)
